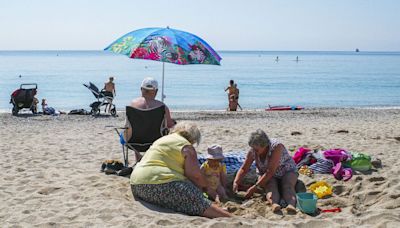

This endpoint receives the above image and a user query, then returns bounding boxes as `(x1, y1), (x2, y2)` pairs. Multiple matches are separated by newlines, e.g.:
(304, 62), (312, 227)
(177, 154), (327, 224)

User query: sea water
(0, 51), (399, 112)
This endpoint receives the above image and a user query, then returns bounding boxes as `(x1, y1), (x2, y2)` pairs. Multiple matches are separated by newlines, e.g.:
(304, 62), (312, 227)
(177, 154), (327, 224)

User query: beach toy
(296, 192), (318, 214)
(320, 207), (341, 213)
(299, 165), (314, 177)
(309, 181), (333, 198)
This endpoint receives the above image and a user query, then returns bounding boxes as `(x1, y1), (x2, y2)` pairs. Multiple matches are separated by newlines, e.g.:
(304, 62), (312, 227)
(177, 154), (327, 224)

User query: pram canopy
(10, 83), (38, 115)
(83, 82), (103, 99)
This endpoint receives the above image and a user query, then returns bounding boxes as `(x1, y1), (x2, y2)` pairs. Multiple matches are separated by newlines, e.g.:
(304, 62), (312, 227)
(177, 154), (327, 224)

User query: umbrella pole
(161, 62), (165, 102)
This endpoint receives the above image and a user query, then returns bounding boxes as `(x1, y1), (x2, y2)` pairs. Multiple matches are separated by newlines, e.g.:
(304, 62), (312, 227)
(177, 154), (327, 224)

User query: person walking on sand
(233, 129), (298, 214)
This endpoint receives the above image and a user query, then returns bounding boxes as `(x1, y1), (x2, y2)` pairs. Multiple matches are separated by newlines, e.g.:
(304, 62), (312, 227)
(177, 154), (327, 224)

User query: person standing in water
(225, 80), (241, 111)
(224, 80), (236, 98)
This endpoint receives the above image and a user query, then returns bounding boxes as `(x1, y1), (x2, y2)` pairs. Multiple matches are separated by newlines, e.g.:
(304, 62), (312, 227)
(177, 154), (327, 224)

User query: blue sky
(1, 0), (399, 51)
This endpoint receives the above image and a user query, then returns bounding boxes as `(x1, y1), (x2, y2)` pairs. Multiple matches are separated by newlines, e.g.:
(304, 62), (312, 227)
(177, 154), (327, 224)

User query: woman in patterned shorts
(130, 121), (231, 218)
(233, 129), (298, 214)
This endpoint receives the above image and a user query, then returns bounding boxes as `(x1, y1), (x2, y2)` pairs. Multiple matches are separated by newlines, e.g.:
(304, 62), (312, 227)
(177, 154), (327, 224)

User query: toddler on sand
(200, 145), (228, 203)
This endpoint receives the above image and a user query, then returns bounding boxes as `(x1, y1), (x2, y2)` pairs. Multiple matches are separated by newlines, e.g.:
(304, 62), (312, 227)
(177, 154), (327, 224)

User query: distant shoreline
(1, 106), (400, 114)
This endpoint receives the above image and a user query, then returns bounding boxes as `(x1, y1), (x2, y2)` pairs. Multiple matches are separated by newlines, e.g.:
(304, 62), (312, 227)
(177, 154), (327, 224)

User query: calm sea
(1, 51), (399, 112)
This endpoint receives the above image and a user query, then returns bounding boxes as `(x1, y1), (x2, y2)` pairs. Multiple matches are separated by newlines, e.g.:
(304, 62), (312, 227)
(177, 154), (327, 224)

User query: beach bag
(344, 152), (372, 172)
(69, 109), (89, 115)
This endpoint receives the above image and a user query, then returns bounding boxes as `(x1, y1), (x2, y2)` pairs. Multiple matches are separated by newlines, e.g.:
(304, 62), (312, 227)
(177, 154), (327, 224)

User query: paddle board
(266, 105), (304, 111)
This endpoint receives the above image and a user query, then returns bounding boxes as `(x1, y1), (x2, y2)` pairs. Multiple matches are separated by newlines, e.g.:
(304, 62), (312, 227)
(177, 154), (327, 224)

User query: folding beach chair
(115, 105), (167, 167)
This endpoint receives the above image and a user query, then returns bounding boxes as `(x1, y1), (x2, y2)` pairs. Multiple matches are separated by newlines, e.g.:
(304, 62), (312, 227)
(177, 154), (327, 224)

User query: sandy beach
(1, 108), (400, 227)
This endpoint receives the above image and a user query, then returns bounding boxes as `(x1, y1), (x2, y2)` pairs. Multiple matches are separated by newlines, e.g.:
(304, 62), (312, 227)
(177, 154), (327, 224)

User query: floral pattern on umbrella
(105, 27), (221, 66)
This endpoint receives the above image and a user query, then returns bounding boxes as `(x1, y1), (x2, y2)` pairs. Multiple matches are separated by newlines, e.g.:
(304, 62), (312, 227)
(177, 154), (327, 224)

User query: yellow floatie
(309, 181), (333, 198)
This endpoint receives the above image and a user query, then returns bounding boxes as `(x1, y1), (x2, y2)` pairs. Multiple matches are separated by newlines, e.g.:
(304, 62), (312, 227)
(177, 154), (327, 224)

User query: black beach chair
(115, 105), (167, 167)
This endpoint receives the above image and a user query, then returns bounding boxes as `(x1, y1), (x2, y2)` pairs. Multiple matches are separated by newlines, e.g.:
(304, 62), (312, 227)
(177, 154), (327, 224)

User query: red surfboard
(266, 105), (304, 111)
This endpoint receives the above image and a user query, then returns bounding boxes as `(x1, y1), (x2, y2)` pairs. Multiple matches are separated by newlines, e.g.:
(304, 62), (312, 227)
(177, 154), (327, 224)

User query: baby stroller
(10, 83), (38, 115)
(83, 82), (117, 116)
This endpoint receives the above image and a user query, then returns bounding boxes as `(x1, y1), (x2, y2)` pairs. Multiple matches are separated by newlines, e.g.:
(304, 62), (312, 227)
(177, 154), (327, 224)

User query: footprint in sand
(364, 190), (383, 206)
(355, 176), (363, 181)
(368, 176), (385, 182)
(37, 187), (62, 195)
(333, 185), (347, 195)
(291, 131), (302, 136)
(389, 193), (400, 199)
(367, 191), (382, 196)
(156, 220), (175, 226)
(336, 130), (349, 134)
(371, 159), (382, 168)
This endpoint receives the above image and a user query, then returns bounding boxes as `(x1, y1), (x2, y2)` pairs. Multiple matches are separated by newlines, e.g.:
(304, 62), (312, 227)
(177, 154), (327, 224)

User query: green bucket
(296, 192), (318, 214)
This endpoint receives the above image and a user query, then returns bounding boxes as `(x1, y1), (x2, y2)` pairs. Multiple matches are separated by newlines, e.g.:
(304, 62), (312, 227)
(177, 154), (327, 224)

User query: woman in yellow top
(130, 121), (231, 218)
(200, 145), (228, 203)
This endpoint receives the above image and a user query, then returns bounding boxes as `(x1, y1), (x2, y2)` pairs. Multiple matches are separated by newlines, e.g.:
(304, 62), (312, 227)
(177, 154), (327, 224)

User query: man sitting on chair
(123, 77), (175, 161)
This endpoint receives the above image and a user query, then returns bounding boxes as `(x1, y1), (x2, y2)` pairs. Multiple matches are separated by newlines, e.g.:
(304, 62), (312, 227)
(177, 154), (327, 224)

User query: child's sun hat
(207, 145), (224, 160)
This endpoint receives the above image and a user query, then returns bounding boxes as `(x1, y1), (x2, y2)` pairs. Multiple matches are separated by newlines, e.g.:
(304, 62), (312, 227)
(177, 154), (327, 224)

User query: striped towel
(198, 151), (256, 175)
(308, 151), (334, 174)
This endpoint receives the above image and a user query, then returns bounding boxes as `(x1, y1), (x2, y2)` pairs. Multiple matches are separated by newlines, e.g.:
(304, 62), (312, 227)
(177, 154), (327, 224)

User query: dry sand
(1, 108), (400, 227)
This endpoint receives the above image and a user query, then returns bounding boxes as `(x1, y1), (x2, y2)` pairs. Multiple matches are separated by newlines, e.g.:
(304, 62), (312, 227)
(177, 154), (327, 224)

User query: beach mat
(198, 151), (256, 174)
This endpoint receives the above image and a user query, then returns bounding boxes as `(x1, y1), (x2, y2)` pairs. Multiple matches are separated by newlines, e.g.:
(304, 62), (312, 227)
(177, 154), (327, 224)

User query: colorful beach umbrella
(104, 27), (221, 101)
